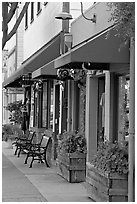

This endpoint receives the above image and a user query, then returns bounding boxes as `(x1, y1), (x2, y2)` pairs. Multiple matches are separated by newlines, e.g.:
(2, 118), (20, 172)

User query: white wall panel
(71, 2), (114, 47)
(24, 2), (63, 60)
(23, 2), (93, 61)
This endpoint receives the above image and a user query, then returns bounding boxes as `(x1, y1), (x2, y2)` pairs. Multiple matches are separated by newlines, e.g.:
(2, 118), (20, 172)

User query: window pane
(37, 2), (41, 12)
(31, 2), (34, 22)
(29, 87), (34, 128)
(25, 9), (28, 28)
(50, 82), (53, 129)
(118, 75), (130, 141)
(34, 91), (38, 127)
(42, 82), (47, 127)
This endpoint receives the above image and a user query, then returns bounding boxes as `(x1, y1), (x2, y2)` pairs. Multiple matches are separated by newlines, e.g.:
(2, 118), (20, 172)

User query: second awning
(54, 26), (130, 70)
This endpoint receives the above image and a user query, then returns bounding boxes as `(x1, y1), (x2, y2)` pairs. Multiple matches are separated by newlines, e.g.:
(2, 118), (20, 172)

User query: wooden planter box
(56, 152), (86, 183)
(85, 163), (128, 202)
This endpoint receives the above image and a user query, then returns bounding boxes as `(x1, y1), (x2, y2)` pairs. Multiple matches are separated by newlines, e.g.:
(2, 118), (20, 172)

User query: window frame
(42, 80), (53, 129)
(37, 2), (42, 15)
(44, 2), (48, 7)
(25, 9), (28, 29)
(30, 2), (34, 24)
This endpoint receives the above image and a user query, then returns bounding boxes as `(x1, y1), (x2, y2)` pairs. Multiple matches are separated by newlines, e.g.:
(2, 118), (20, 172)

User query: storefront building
(2, 2), (93, 158)
(2, 2), (134, 199)
(54, 1), (130, 176)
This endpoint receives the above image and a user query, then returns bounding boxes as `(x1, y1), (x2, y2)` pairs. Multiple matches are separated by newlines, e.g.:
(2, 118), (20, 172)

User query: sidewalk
(2, 141), (93, 202)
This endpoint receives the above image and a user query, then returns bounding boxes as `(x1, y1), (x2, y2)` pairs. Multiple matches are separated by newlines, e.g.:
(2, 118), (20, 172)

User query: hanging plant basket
(57, 68), (87, 87)
(57, 69), (72, 81)
(69, 69), (87, 87)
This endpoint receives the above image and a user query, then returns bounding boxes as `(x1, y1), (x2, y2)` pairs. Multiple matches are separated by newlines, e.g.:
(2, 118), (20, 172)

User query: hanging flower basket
(69, 69), (87, 87)
(57, 68), (87, 87)
(57, 69), (72, 81)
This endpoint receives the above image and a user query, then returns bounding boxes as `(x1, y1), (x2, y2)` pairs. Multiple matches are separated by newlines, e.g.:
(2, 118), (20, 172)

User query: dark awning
(2, 67), (25, 88)
(32, 60), (57, 79)
(54, 26), (130, 70)
(3, 33), (61, 88)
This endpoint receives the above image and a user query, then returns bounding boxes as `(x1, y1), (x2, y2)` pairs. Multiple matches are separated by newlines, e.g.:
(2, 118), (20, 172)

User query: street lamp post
(55, 2), (72, 134)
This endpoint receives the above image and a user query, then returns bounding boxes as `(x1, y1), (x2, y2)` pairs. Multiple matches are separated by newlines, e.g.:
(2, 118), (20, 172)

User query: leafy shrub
(92, 141), (128, 175)
(57, 131), (87, 154)
(4, 100), (23, 124)
(2, 124), (14, 141)
(2, 124), (23, 141)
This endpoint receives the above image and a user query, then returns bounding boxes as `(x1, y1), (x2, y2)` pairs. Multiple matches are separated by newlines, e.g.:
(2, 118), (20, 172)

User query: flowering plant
(2, 124), (22, 141)
(69, 69), (87, 86)
(92, 141), (128, 175)
(57, 68), (87, 87)
(57, 131), (87, 155)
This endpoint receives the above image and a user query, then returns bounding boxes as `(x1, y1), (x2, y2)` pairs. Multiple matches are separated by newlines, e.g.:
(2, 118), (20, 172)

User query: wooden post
(128, 37), (135, 202)
(104, 71), (110, 141)
(85, 71), (98, 162)
(67, 80), (72, 131)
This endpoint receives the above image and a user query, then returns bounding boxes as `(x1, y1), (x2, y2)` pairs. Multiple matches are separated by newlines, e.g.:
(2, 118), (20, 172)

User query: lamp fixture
(55, 12), (73, 20)
(80, 2), (96, 23)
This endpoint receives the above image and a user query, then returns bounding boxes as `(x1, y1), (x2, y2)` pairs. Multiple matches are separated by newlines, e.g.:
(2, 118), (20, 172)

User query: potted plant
(86, 140), (128, 202)
(56, 131), (87, 183)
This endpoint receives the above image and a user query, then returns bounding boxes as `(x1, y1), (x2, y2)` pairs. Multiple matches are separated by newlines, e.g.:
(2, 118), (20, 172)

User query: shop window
(34, 91), (38, 127)
(98, 77), (105, 142)
(32, 83), (43, 128)
(29, 86), (35, 128)
(30, 2), (34, 23)
(50, 84), (54, 129)
(117, 75), (129, 142)
(42, 80), (53, 129)
(42, 82), (47, 127)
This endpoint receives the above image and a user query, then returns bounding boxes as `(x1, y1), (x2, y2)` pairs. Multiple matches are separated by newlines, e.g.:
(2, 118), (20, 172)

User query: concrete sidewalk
(2, 141), (93, 202)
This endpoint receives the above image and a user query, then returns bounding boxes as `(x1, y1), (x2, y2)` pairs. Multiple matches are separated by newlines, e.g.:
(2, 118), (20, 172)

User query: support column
(85, 71), (98, 162)
(104, 71), (110, 141)
(128, 37), (135, 202)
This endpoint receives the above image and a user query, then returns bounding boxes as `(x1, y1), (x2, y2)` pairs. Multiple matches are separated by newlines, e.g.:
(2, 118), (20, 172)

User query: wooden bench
(24, 135), (52, 168)
(14, 131), (36, 157)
